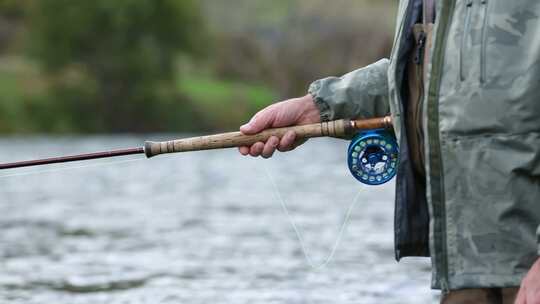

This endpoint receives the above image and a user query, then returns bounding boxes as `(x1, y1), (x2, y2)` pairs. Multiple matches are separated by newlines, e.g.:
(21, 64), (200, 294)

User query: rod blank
(0, 116), (392, 170)
(0, 147), (144, 170)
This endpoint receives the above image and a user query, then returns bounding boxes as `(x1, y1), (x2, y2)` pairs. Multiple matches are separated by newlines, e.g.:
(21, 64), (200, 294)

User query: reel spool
(347, 130), (399, 185)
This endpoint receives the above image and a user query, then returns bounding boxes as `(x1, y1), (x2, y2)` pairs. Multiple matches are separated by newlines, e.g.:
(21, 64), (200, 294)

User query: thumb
(240, 108), (275, 135)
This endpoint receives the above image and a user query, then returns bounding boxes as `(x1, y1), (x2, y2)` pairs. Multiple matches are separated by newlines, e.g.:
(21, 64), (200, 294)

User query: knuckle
(250, 147), (261, 156)
(281, 137), (292, 147)
(283, 131), (293, 140)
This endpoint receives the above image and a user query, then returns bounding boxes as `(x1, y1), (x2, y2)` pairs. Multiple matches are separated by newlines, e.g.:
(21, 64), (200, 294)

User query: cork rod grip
(144, 119), (351, 158)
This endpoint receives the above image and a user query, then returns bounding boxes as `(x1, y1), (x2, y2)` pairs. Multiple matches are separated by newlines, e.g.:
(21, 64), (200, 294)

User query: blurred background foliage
(0, 0), (397, 133)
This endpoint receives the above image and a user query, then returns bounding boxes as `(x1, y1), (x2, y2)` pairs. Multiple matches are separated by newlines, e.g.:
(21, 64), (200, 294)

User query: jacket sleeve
(308, 58), (390, 121)
(537, 225), (540, 255)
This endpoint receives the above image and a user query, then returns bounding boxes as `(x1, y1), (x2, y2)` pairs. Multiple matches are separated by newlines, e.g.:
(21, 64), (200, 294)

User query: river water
(0, 136), (439, 303)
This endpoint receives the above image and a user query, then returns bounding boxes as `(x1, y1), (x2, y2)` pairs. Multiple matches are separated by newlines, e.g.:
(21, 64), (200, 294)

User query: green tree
(27, 0), (203, 132)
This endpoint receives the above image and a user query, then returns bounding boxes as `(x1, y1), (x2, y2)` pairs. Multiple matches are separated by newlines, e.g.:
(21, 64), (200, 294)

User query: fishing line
(0, 156), (144, 179)
(262, 162), (362, 270)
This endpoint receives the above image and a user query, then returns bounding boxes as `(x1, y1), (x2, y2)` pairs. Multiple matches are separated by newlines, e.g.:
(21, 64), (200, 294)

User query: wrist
(298, 94), (321, 123)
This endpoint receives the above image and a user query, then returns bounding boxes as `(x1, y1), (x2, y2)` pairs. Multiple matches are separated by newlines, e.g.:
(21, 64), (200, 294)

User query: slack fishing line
(262, 162), (364, 270)
(256, 127), (399, 269)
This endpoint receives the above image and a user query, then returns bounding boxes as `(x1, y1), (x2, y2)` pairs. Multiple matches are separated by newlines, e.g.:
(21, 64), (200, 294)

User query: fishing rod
(0, 116), (398, 185)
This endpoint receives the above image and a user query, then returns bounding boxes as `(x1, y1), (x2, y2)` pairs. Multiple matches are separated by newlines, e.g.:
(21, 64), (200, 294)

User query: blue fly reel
(347, 130), (399, 185)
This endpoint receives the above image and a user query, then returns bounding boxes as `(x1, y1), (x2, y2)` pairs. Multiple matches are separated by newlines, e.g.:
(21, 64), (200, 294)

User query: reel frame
(347, 129), (399, 185)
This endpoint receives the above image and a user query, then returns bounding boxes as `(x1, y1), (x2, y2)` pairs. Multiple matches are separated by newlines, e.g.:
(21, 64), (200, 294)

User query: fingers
(249, 142), (264, 157)
(237, 130), (308, 158)
(237, 143), (264, 157)
(277, 131), (296, 152)
(237, 131), (308, 158)
(238, 146), (250, 156)
(240, 107), (275, 135)
(261, 136), (279, 158)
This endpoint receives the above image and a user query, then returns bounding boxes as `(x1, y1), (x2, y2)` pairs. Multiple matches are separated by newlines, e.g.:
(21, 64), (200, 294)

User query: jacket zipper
(459, 0), (473, 81)
(414, 32), (427, 65)
(414, 31), (427, 163)
(427, 0), (456, 292)
(480, 0), (489, 83)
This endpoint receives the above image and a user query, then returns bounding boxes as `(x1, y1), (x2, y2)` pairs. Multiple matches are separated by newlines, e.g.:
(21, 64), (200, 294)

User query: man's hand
(238, 94), (321, 158)
(515, 257), (540, 304)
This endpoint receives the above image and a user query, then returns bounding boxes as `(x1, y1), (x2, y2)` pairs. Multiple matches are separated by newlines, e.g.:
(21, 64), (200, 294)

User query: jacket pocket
(479, 0), (490, 84)
(459, 0), (474, 82)
(459, 0), (491, 84)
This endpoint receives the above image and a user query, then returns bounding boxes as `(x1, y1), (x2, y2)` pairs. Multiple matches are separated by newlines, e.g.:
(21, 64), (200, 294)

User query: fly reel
(347, 130), (399, 185)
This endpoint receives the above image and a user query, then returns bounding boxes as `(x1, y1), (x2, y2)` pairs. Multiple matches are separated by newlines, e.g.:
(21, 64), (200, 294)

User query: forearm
(308, 59), (390, 121)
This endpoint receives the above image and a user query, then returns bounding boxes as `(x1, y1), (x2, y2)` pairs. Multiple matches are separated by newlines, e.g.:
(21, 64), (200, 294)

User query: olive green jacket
(309, 0), (540, 291)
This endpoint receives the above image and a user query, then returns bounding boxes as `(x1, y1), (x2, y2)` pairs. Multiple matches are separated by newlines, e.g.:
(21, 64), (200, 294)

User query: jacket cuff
(308, 82), (331, 122)
(306, 59), (390, 122)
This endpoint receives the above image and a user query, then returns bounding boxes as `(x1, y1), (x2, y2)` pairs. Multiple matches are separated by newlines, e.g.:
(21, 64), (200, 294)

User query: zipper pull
(414, 31), (427, 65)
